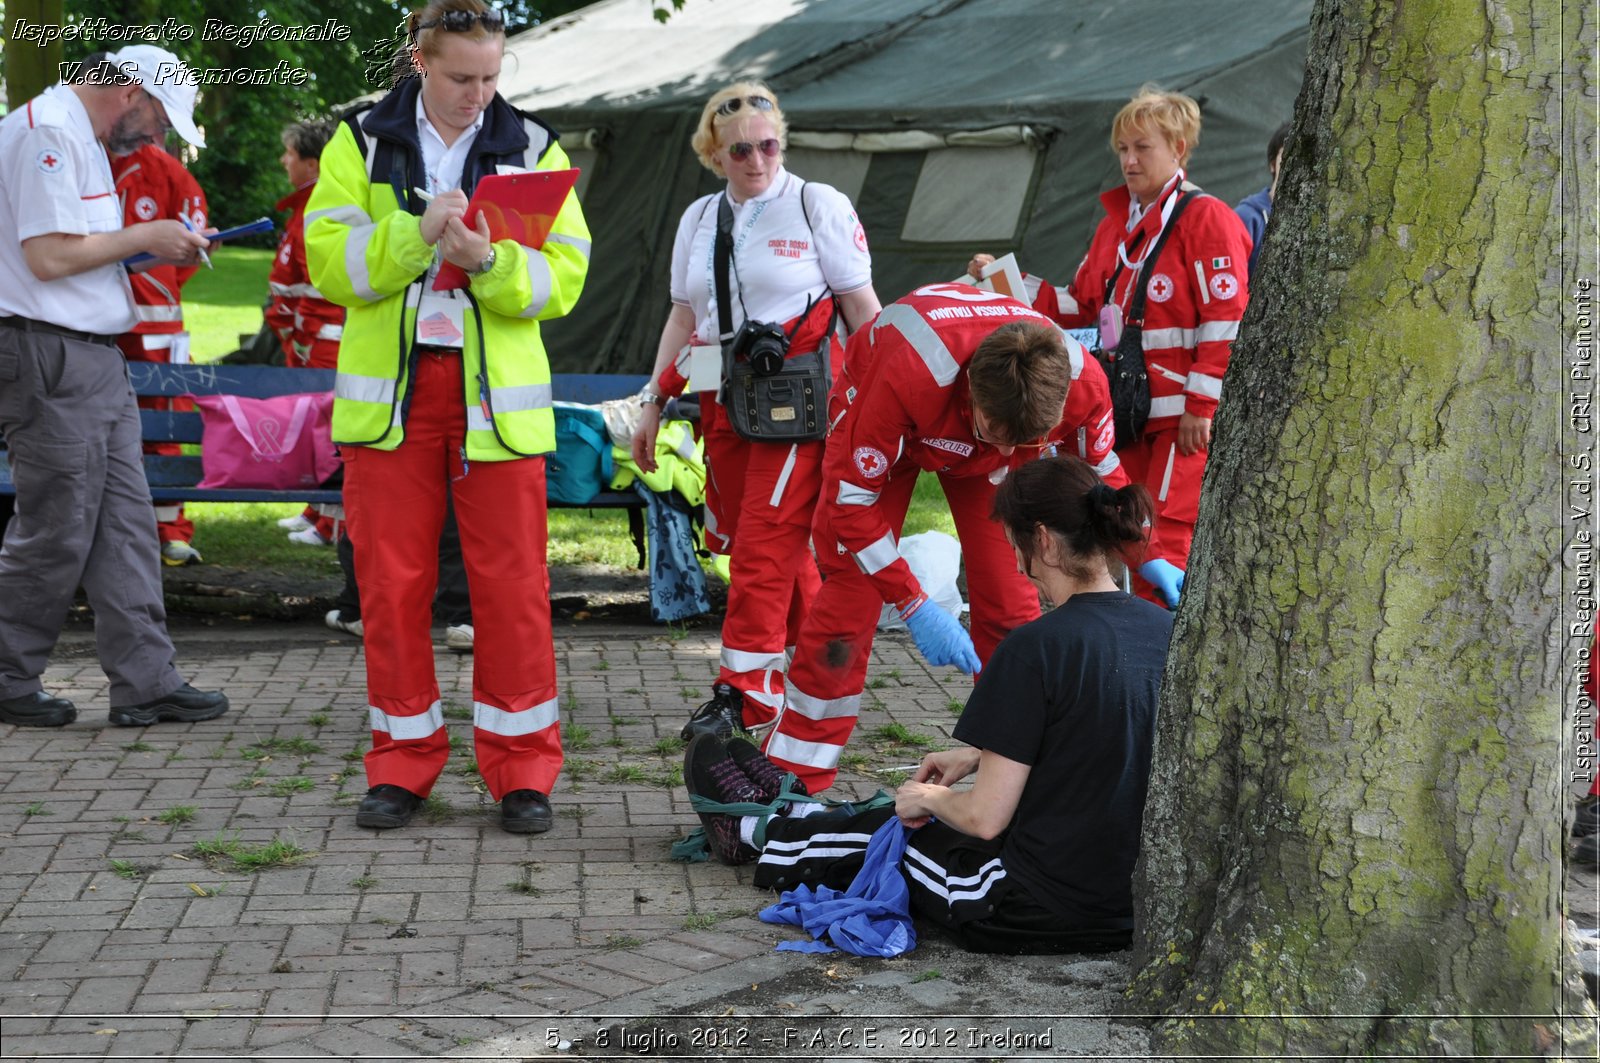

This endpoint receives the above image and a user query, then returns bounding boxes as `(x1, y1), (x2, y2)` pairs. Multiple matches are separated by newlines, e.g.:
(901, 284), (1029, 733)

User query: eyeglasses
(971, 402), (1050, 450)
(416, 9), (506, 34)
(715, 95), (775, 118)
(727, 138), (781, 161)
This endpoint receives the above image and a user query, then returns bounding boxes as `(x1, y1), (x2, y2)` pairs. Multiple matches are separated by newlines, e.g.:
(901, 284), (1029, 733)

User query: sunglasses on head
(727, 138), (781, 161)
(715, 94), (775, 118)
(416, 9), (505, 34)
(971, 401), (1050, 450)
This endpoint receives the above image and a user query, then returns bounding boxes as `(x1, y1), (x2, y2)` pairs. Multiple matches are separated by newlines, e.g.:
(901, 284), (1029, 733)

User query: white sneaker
(160, 540), (203, 566)
(277, 513), (314, 532)
(287, 527), (331, 546)
(324, 609), (363, 638)
(445, 624), (474, 653)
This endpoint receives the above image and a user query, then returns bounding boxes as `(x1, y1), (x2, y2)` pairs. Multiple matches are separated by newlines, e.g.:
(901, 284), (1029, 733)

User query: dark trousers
(0, 326), (184, 705)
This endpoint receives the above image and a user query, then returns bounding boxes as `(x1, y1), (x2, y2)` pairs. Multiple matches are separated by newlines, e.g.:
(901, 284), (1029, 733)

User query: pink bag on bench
(190, 392), (340, 490)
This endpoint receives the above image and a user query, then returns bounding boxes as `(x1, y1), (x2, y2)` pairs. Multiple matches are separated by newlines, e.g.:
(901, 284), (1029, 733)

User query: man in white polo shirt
(0, 46), (229, 728)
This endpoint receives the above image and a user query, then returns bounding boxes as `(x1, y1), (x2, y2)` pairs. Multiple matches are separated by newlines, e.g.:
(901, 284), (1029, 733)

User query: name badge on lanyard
(417, 288), (467, 347)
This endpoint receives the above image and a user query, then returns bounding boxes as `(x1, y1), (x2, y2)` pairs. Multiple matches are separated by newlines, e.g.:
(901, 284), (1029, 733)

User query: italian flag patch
(1211, 256), (1231, 269)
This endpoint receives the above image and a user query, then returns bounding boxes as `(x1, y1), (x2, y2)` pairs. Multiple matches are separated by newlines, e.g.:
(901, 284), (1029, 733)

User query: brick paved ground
(0, 617), (1151, 1062)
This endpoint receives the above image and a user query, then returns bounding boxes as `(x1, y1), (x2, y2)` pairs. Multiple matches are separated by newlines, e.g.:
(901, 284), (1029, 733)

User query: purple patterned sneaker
(727, 735), (808, 802)
(683, 732), (762, 864)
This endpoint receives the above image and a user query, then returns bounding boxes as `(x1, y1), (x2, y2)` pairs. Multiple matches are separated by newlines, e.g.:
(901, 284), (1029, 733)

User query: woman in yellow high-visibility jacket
(305, 0), (590, 835)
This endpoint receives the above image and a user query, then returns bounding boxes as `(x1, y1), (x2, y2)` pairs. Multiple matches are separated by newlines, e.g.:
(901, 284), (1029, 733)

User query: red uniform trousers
(1119, 428), (1204, 604)
(700, 397), (823, 726)
(765, 467), (1041, 793)
(115, 333), (194, 543)
(344, 350), (561, 800)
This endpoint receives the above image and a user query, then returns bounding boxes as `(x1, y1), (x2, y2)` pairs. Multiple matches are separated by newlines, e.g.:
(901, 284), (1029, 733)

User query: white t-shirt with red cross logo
(669, 168), (872, 343)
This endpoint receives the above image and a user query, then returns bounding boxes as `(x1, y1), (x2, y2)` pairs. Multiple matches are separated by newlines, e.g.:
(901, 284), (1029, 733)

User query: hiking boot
(109, 684), (229, 726)
(1574, 794), (1600, 838)
(680, 682), (746, 742)
(727, 735), (808, 802)
(683, 732), (762, 864)
(356, 784), (424, 829)
(324, 609), (363, 638)
(501, 789), (553, 834)
(276, 512), (313, 532)
(445, 624), (474, 653)
(0, 690), (77, 728)
(160, 540), (203, 566)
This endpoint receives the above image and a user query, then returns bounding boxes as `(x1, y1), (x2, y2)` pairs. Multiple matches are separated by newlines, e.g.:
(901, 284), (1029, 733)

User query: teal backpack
(547, 402), (614, 504)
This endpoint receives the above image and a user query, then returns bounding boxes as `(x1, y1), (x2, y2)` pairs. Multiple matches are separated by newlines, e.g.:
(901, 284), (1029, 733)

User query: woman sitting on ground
(685, 455), (1173, 953)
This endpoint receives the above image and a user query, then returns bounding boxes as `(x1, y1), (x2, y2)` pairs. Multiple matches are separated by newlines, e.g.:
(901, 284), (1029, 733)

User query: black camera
(731, 319), (789, 377)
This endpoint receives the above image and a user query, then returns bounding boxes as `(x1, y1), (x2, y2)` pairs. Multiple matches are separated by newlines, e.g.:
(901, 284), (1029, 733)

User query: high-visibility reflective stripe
(836, 481), (879, 506)
(474, 697), (559, 737)
(270, 281), (324, 298)
(467, 406), (493, 432)
(153, 504), (181, 521)
(1059, 330), (1085, 379)
(307, 204), (372, 227)
(317, 323), (343, 340)
(1149, 395), (1186, 418)
(721, 646), (785, 674)
(134, 304), (182, 322)
(1196, 319), (1240, 344)
(873, 303), (959, 386)
(744, 686), (784, 711)
(1158, 443), (1176, 502)
(138, 334), (174, 350)
(671, 431), (698, 461)
(544, 231), (592, 259)
(1052, 284), (1079, 315)
(765, 731), (845, 771)
(368, 700), (444, 741)
(1093, 452), (1122, 478)
(672, 344), (691, 374)
(1152, 363), (1187, 385)
(1187, 372), (1223, 400)
(1021, 274), (1042, 303)
(344, 223), (380, 303)
(786, 686), (861, 722)
(769, 445), (798, 507)
(518, 252), (554, 319)
(1193, 260), (1210, 305)
(1143, 327), (1196, 350)
(490, 382), (553, 414)
(336, 372), (395, 405)
(853, 532), (900, 575)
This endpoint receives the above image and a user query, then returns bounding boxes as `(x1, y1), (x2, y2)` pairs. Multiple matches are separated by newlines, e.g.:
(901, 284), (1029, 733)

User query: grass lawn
(182, 246), (275, 362)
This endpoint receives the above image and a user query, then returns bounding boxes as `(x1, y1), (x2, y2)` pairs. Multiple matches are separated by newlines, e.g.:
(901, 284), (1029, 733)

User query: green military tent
(503, 0), (1312, 372)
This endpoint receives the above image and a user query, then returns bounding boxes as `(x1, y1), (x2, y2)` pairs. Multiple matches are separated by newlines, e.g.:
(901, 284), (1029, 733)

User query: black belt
(0, 316), (118, 347)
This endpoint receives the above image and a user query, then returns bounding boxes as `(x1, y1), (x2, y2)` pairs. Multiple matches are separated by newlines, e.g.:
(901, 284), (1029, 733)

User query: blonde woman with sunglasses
(631, 82), (882, 744)
(306, 0), (590, 835)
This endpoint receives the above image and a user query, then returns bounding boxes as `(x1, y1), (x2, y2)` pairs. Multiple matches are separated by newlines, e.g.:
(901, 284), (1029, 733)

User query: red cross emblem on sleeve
(1208, 271), (1239, 300)
(853, 446), (889, 478)
(36, 150), (63, 174)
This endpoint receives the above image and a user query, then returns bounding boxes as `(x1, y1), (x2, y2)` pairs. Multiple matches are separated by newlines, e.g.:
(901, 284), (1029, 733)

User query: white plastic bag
(877, 530), (966, 630)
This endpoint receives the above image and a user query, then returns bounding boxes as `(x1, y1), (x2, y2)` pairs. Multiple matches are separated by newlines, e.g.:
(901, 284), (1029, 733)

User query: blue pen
(180, 214), (212, 270)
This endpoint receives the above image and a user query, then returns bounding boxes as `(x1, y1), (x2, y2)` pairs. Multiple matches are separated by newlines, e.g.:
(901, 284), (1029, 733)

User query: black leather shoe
(501, 789), (553, 834)
(0, 690), (77, 728)
(356, 784), (424, 830)
(109, 684), (229, 727)
(680, 682), (747, 742)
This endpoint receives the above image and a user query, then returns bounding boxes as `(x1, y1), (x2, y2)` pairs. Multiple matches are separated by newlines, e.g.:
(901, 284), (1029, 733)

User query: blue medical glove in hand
(1139, 558), (1185, 609)
(900, 596), (981, 674)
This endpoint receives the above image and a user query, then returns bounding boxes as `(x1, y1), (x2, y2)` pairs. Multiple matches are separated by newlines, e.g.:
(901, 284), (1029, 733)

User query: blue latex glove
(902, 599), (981, 673)
(1139, 558), (1185, 609)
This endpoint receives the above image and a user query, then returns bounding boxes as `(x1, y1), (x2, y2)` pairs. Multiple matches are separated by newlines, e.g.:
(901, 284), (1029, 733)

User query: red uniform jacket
(823, 283), (1126, 606)
(267, 182), (345, 369)
(1024, 178), (1252, 433)
(112, 144), (206, 336)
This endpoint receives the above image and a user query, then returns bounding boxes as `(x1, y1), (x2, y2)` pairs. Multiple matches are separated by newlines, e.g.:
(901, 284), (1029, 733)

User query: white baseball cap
(108, 45), (205, 148)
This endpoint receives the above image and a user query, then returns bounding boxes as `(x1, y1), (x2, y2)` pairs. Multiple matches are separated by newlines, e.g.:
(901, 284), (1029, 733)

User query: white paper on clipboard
(687, 344), (722, 393)
(972, 253), (1027, 300)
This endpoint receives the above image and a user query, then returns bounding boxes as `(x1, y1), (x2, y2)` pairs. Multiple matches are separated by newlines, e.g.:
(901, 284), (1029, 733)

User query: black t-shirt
(952, 590), (1171, 926)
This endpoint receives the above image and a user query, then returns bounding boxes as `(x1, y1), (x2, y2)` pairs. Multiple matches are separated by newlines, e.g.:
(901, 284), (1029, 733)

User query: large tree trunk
(1129, 0), (1596, 1056)
(4, 0), (64, 109)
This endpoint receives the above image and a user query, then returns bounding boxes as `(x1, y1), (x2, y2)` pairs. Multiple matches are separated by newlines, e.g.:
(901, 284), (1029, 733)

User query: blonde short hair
(1109, 85), (1201, 166)
(691, 82), (788, 177)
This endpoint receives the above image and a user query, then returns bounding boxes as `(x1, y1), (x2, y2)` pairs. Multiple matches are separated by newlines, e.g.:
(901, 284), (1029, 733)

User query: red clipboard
(432, 168), (580, 291)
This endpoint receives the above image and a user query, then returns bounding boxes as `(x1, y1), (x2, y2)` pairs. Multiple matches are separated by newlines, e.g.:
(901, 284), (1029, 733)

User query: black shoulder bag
(714, 187), (835, 443)
(1098, 190), (1194, 449)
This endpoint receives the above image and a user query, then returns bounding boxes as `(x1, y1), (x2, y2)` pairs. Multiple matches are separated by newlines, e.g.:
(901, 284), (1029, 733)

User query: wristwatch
(467, 247), (497, 276)
(639, 387), (667, 409)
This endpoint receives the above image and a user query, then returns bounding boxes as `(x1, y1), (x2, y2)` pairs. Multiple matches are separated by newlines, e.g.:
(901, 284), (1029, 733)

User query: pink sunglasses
(727, 138), (781, 161)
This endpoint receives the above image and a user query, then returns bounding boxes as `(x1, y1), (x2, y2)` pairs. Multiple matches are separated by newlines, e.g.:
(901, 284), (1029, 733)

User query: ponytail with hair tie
(1087, 483), (1119, 510)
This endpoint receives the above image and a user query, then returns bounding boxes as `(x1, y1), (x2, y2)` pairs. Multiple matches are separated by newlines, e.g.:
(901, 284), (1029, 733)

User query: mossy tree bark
(1130, 0), (1595, 1056)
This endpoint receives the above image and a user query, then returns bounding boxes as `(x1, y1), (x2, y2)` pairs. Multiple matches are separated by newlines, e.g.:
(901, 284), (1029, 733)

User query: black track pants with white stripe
(752, 809), (1132, 954)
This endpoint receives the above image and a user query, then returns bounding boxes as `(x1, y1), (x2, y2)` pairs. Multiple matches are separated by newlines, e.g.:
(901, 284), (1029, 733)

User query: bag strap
(1103, 188), (1199, 325)
(714, 193), (736, 346)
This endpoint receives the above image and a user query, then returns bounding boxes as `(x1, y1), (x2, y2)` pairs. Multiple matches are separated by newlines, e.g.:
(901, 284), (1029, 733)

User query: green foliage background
(10, 0), (596, 226)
